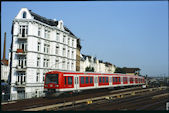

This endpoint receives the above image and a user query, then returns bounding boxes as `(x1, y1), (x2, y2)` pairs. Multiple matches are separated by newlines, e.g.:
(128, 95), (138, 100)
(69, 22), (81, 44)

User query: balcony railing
(16, 65), (26, 71)
(18, 33), (28, 40)
(14, 82), (26, 87)
(16, 49), (27, 55)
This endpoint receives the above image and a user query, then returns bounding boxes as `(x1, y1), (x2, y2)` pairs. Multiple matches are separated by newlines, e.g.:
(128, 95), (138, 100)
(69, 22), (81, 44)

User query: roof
(29, 10), (58, 26)
(123, 68), (140, 73)
(29, 10), (76, 37)
(104, 62), (112, 66)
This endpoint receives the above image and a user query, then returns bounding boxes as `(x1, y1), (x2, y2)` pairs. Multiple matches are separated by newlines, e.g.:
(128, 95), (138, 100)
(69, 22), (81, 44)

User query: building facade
(76, 39), (81, 71)
(1, 32), (10, 82)
(10, 8), (78, 100)
(80, 54), (116, 73)
(1, 60), (9, 82)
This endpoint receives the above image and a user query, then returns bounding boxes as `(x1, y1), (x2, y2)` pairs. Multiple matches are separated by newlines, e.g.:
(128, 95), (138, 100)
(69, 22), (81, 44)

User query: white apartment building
(80, 54), (116, 73)
(1, 60), (9, 82)
(10, 8), (77, 100)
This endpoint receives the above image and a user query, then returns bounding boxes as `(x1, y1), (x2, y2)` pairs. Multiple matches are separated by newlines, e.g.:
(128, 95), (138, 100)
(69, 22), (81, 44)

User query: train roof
(46, 70), (144, 78)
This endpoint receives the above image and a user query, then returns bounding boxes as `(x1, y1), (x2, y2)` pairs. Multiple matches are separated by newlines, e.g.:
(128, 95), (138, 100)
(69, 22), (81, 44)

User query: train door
(121, 76), (123, 85)
(74, 75), (79, 91)
(94, 75), (98, 88)
(109, 76), (112, 87)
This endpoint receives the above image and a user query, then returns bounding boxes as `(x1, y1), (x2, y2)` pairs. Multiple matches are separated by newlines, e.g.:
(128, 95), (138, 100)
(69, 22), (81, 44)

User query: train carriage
(44, 71), (145, 95)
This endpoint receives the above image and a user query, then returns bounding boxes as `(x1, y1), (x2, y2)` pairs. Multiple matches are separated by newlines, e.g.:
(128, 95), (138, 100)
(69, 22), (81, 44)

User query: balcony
(16, 65), (26, 72)
(14, 81), (26, 87)
(16, 49), (27, 55)
(18, 33), (28, 40)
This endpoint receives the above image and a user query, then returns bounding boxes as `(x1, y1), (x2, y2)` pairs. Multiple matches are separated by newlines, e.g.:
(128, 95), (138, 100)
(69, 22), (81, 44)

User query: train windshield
(45, 74), (59, 84)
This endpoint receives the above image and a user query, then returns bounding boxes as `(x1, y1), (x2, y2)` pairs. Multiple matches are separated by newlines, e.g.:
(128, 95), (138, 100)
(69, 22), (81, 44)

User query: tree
(114, 67), (126, 74)
(85, 66), (94, 72)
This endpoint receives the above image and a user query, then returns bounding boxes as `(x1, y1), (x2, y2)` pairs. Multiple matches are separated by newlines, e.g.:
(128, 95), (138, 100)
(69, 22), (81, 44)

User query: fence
(1, 91), (46, 102)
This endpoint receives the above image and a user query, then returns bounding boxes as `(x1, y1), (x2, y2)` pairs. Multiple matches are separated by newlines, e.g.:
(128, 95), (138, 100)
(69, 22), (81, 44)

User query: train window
(106, 77), (108, 83)
(99, 77), (102, 83)
(113, 77), (115, 83)
(90, 77), (93, 84)
(81, 77), (84, 84)
(45, 74), (58, 84)
(119, 77), (121, 82)
(115, 77), (117, 82)
(65, 77), (67, 84)
(86, 77), (89, 84)
(103, 77), (105, 83)
(68, 77), (72, 84)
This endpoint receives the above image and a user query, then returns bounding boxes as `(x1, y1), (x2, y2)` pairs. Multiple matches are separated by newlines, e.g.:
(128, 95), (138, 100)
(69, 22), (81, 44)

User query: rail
(23, 86), (168, 111)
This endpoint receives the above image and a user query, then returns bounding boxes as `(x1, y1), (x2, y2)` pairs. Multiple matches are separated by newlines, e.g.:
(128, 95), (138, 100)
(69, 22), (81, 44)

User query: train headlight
(55, 85), (59, 87)
(45, 85), (48, 87)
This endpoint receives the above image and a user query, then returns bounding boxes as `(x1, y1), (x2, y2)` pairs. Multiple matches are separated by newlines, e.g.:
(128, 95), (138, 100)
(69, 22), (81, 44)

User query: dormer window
(23, 12), (27, 18)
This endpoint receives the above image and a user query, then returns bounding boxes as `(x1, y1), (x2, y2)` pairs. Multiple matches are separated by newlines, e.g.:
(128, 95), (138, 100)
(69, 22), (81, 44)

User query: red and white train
(44, 70), (145, 95)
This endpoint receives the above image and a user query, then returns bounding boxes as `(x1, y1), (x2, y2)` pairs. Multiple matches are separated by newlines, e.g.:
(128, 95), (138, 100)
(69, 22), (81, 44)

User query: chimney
(3, 32), (6, 60)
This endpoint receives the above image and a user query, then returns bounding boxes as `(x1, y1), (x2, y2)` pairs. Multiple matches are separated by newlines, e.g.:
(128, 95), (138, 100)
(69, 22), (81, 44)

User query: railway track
(2, 86), (168, 111)
(63, 87), (168, 110)
(1, 86), (142, 111)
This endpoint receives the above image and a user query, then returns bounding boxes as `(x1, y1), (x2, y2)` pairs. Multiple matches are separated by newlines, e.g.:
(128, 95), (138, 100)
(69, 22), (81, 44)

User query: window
(43, 58), (46, 67)
(19, 25), (28, 37)
(37, 42), (41, 52)
(62, 61), (65, 69)
(44, 44), (46, 53)
(43, 76), (45, 82)
(47, 44), (50, 53)
(90, 77), (93, 84)
(45, 74), (58, 84)
(38, 27), (41, 36)
(67, 62), (69, 70)
(103, 77), (105, 83)
(72, 51), (74, 59)
(44, 29), (50, 38)
(55, 59), (59, 69)
(44, 43), (49, 53)
(36, 73), (40, 82)
(99, 77), (102, 83)
(64, 77), (67, 84)
(24, 76), (26, 82)
(72, 39), (74, 47)
(86, 77), (89, 84)
(68, 77), (72, 84)
(17, 72), (26, 84)
(56, 33), (60, 41)
(63, 48), (66, 56)
(37, 57), (40, 67)
(18, 56), (26, 68)
(43, 73), (46, 81)
(106, 77), (108, 83)
(19, 42), (27, 52)
(71, 63), (74, 70)
(123, 77), (127, 82)
(56, 45), (59, 54)
(46, 59), (49, 67)
(67, 50), (70, 58)
(113, 77), (115, 83)
(81, 77), (84, 84)
(23, 12), (26, 18)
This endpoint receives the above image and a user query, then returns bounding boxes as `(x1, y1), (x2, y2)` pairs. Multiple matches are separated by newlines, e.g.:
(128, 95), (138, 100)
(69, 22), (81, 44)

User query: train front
(44, 71), (61, 96)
